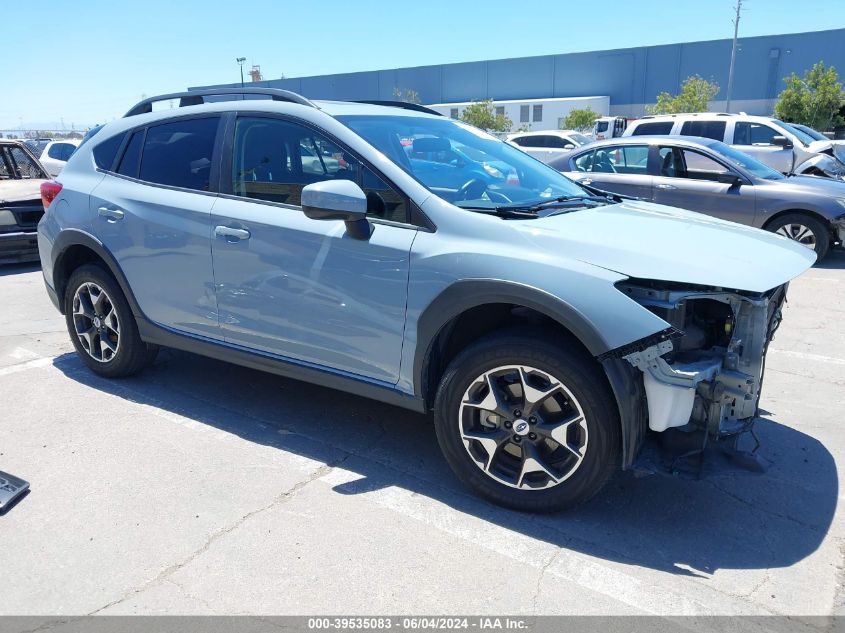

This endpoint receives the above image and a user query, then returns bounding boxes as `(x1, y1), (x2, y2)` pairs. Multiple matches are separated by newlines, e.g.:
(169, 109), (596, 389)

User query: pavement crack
(88, 453), (351, 615)
(704, 479), (821, 531)
(532, 549), (560, 615)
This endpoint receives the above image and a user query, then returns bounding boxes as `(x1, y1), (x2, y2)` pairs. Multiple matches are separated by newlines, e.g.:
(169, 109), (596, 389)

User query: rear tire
(64, 264), (158, 378)
(766, 213), (830, 259)
(433, 329), (620, 512)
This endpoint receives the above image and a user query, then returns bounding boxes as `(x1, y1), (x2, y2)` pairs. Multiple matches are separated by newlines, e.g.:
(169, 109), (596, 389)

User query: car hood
(767, 173), (845, 197)
(808, 140), (845, 164)
(513, 200), (815, 292)
(0, 179), (45, 205)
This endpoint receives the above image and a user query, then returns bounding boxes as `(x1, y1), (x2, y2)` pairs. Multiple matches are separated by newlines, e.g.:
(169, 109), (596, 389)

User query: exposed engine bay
(616, 279), (787, 443)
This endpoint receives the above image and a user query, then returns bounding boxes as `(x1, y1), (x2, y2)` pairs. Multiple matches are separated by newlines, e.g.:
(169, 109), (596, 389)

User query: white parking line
(0, 356), (56, 377)
(768, 349), (845, 366)
(318, 467), (774, 618)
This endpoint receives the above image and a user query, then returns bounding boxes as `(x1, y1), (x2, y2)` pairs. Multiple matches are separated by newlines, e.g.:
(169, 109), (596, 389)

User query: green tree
(774, 62), (845, 130)
(458, 99), (512, 133)
(562, 107), (598, 131)
(647, 75), (720, 115)
(391, 87), (421, 104)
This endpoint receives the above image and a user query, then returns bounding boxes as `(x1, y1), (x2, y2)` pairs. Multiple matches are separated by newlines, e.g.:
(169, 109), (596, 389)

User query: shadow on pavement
(0, 262), (40, 277)
(816, 249), (845, 270)
(53, 347), (837, 577)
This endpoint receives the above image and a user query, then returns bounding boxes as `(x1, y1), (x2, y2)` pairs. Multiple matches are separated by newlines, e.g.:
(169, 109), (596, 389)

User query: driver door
(652, 146), (757, 224)
(210, 115), (416, 384)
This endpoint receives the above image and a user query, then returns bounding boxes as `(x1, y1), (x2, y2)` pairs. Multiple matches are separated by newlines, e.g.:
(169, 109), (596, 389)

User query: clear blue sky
(1, 0), (842, 129)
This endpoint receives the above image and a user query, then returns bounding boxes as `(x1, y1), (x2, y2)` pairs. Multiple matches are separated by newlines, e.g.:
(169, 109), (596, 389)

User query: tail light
(40, 181), (63, 209)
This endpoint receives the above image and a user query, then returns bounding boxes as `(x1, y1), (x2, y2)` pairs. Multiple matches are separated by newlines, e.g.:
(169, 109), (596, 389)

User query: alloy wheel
(72, 282), (121, 362)
(459, 365), (588, 490)
(775, 223), (817, 250)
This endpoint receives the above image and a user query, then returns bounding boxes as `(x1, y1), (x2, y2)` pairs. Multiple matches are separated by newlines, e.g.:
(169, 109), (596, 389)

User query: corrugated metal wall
(191, 29), (845, 115)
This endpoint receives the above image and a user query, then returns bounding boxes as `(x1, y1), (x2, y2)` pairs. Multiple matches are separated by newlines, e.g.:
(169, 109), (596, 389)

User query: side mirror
(772, 135), (793, 149)
(717, 172), (743, 186)
(301, 180), (371, 240)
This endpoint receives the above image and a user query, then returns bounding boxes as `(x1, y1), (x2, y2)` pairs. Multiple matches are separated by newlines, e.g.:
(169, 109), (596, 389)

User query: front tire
(433, 330), (620, 512)
(766, 213), (830, 259)
(64, 264), (158, 378)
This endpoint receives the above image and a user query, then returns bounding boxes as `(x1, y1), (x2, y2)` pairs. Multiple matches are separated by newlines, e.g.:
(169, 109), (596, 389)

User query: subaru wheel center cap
(513, 419), (529, 436)
(93, 317), (102, 328)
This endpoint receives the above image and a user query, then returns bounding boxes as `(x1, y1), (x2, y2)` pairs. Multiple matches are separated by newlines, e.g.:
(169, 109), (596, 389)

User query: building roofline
(193, 27), (845, 90)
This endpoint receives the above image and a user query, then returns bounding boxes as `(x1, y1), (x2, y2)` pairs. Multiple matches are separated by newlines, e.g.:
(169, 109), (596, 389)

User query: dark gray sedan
(549, 136), (845, 258)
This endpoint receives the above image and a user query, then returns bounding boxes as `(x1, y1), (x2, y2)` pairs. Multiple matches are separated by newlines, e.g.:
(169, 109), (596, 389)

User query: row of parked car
(504, 112), (845, 258)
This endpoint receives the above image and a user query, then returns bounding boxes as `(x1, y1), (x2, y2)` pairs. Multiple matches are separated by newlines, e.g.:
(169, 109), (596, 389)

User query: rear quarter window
(631, 121), (674, 136)
(679, 120), (726, 141)
(93, 133), (126, 170)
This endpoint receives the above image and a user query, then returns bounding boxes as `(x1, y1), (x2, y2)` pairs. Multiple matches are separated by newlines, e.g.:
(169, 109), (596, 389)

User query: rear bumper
(0, 230), (40, 264)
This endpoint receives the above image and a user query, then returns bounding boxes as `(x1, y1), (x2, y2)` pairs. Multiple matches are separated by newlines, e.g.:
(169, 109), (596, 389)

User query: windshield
(709, 141), (785, 180)
(786, 123), (828, 142)
(337, 114), (587, 211)
(772, 119), (815, 147)
(569, 132), (591, 145)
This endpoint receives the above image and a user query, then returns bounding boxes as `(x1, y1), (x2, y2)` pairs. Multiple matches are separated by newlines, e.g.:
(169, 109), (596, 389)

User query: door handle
(579, 178), (593, 185)
(97, 206), (125, 222)
(214, 225), (251, 241)
(655, 183), (677, 190)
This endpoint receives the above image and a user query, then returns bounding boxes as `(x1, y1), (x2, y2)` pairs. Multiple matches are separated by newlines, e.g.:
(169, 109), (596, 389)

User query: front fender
(412, 279), (611, 398)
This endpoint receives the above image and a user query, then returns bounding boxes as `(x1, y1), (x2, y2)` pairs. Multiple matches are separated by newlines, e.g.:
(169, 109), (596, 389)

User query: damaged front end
(605, 279), (788, 470)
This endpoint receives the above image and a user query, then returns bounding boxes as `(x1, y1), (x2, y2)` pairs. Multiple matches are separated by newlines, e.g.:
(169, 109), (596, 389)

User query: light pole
(725, 0), (743, 113)
(236, 57), (246, 88)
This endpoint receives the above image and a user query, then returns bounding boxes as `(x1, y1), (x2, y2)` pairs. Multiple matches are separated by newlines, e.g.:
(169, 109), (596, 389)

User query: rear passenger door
(568, 144), (653, 198)
(89, 116), (223, 339)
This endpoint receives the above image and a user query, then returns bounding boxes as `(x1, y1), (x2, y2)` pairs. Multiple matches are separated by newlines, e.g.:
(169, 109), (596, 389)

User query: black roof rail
(352, 100), (443, 116)
(124, 88), (317, 117)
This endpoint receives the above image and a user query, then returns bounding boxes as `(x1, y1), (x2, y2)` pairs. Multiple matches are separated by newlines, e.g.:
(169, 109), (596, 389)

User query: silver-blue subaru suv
(38, 88), (815, 512)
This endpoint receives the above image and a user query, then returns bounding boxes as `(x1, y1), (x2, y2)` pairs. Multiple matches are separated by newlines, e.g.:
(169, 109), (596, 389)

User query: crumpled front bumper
(615, 283), (787, 438)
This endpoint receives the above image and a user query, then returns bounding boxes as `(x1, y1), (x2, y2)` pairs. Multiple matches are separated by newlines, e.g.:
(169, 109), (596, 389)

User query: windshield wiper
(459, 206), (541, 219)
(494, 194), (612, 213)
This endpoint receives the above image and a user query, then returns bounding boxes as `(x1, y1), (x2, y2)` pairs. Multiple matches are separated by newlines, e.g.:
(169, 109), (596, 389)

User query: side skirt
(136, 319), (427, 414)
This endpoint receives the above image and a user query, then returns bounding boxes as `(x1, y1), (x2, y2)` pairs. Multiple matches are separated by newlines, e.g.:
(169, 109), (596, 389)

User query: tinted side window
(47, 144), (64, 159)
(679, 120), (726, 141)
(631, 122), (674, 136)
(658, 147), (729, 180)
(117, 131), (144, 178)
(591, 145), (649, 174)
(573, 151), (593, 171)
(139, 117), (219, 191)
(231, 117), (408, 222)
(60, 144), (77, 160)
(545, 136), (570, 148)
(93, 133), (126, 170)
(511, 136), (529, 147)
(734, 122), (778, 145)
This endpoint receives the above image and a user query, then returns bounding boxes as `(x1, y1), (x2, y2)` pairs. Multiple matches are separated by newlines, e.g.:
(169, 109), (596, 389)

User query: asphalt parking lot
(1, 253), (844, 618)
